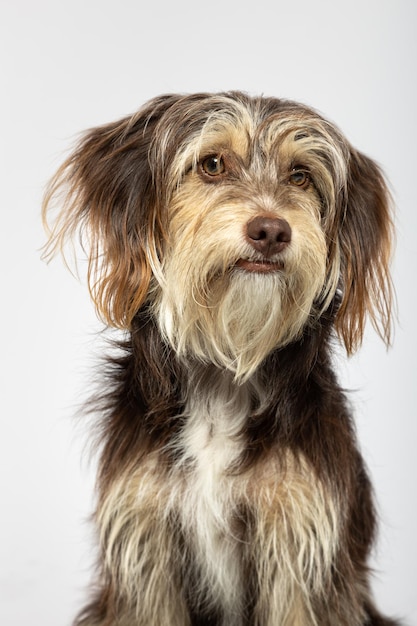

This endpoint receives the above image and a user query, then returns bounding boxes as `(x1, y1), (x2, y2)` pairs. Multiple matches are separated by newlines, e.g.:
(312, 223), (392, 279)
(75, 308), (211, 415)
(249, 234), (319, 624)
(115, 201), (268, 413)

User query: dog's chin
(157, 266), (323, 383)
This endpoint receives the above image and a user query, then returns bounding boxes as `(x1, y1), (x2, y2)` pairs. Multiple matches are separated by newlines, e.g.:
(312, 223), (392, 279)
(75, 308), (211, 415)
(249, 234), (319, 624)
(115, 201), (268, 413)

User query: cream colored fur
(98, 372), (341, 625)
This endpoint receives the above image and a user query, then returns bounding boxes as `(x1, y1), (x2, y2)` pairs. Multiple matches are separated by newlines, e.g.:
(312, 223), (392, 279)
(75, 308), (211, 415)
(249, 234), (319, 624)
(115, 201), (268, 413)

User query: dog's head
(43, 92), (393, 380)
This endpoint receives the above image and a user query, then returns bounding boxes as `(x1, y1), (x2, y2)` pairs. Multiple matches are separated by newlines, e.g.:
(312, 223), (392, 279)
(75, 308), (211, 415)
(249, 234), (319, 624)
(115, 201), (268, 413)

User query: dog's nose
(246, 216), (292, 256)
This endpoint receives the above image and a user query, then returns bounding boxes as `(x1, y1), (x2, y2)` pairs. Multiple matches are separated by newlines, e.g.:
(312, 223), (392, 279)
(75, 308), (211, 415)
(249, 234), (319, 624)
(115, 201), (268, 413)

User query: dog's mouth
(235, 258), (284, 273)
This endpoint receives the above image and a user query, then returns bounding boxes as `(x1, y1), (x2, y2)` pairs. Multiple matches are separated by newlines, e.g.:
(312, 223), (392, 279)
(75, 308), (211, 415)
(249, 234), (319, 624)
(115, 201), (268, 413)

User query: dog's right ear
(42, 95), (181, 329)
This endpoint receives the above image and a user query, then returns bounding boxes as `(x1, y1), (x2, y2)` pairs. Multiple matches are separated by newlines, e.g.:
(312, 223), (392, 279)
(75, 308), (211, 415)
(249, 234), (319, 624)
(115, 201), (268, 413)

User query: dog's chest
(176, 385), (250, 615)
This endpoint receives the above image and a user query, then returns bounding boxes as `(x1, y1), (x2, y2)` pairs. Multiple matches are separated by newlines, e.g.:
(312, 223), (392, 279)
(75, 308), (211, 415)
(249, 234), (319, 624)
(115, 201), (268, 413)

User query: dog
(43, 92), (398, 625)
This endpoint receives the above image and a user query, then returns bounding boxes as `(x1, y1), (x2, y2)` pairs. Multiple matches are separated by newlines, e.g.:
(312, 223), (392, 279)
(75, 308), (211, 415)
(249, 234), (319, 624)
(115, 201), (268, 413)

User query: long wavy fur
(42, 92), (397, 625)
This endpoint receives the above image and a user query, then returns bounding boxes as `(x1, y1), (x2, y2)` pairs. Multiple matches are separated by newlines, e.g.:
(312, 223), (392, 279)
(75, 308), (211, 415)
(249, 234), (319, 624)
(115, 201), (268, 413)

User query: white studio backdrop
(1, 0), (416, 624)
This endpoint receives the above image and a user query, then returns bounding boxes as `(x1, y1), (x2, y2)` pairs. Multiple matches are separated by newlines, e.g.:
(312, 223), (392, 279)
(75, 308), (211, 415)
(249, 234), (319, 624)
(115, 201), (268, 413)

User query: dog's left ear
(335, 148), (394, 353)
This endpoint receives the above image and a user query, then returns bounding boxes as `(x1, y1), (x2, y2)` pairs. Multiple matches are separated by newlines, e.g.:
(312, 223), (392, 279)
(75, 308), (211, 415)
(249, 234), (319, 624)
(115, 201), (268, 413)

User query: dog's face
(43, 93), (393, 380)
(157, 102), (342, 379)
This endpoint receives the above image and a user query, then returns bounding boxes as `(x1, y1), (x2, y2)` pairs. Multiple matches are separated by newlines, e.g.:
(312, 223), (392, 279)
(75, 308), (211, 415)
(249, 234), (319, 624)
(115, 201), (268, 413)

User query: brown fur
(43, 92), (398, 625)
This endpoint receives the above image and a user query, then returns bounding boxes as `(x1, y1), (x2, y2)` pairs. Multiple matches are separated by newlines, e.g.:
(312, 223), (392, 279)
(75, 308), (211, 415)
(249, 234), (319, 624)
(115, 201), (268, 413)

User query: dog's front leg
(248, 461), (341, 626)
(76, 470), (191, 626)
(251, 525), (314, 626)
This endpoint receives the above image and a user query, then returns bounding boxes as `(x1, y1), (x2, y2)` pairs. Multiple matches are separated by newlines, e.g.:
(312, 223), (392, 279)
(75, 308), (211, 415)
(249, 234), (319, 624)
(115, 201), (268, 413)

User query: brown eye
(201, 155), (226, 177)
(289, 168), (310, 188)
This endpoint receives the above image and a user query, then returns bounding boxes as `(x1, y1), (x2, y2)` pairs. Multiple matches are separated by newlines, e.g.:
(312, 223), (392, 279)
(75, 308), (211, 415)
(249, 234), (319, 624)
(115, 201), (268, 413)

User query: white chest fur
(175, 377), (252, 622)
(172, 372), (341, 625)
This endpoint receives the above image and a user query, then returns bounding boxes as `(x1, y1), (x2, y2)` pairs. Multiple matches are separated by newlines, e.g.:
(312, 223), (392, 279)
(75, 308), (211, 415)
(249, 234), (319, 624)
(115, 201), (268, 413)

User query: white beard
(155, 262), (325, 382)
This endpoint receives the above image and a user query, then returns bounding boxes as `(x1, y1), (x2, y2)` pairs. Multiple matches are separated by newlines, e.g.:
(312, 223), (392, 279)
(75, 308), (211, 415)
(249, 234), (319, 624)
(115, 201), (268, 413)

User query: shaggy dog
(43, 92), (398, 625)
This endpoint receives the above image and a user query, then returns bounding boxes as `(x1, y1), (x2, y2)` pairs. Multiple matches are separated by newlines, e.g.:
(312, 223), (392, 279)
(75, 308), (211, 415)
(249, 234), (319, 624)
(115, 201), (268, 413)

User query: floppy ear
(335, 148), (394, 353)
(42, 95), (180, 328)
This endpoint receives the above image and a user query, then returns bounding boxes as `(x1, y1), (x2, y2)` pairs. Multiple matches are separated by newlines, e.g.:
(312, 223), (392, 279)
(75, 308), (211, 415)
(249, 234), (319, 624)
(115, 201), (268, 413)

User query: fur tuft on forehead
(146, 93), (349, 198)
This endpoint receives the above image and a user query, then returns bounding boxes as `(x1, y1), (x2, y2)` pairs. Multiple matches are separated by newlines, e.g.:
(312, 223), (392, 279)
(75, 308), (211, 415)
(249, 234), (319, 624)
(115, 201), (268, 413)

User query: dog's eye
(201, 155), (226, 177)
(288, 168), (310, 189)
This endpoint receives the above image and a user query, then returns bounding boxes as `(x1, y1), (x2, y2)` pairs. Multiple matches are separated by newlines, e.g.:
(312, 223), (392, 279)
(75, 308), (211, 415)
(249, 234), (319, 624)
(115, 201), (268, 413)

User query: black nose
(246, 216), (292, 257)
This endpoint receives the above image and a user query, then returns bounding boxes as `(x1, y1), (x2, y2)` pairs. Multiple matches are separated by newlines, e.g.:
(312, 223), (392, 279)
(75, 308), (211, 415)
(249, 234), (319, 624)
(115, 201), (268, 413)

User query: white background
(1, 0), (416, 624)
